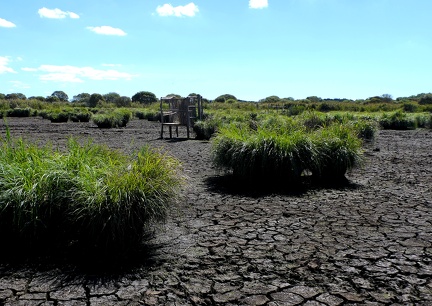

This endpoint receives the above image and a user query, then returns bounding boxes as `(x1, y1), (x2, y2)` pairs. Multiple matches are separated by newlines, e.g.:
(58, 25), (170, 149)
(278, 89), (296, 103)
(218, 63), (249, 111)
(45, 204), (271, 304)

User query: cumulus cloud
(0, 56), (16, 74)
(87, 26), (127, 36)
(38, 7), (80, 19)
(249, 0), (268, 9)
(0, 18), (16, 28)
(22, 65), (136, 83)
(156, 3), (199, 17)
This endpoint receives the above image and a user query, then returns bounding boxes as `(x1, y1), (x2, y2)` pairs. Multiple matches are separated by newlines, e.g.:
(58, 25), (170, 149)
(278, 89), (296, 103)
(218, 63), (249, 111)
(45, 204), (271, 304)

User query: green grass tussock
(69, 109), (92, 122)
(5, 107), (35, 117)
(310, 124), (363, 179)
(92, 109), (132, 128)
(379, 110), (417, 130)
(0, 133), (183, 258)
(212, 118), (363, 184)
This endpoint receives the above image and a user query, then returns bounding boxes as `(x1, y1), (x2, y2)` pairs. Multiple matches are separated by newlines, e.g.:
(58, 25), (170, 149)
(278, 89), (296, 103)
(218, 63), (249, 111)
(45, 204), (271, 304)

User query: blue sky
(1, 0), (431, 101)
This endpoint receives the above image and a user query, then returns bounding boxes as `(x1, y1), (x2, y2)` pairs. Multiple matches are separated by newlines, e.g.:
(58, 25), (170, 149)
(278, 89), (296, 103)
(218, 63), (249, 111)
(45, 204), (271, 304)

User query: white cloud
(68, 12), (80, 19)
(102, 63), (123, 67)
(10, 80), (30, 89)
(156, 3), (199, 17)
(87, 26), (127, 36)
(0, 18), (16, 28)
(22, 64), (136, 83)
(249, 0), (268, 9)
(38, 7), (80, 19)
(0, 56), (16, 74)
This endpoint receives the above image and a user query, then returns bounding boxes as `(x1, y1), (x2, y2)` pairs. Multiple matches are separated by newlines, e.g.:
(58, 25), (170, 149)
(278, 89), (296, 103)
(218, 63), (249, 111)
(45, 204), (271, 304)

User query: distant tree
(260, 95), (280, 103)
(51, 91), (69, 102)
(214, 94), (237, 103)
(6, 93), (26, 100)
(165, 93), (182, 99)
(306, 96), (322, 103)
(132, 91), (158, 104)
(28, 96), (46, 101)
(0, 93), (5, 100)
(45, 96), (60, 103)
(381, 93), (393, 103)
(419, 94), (432, 105)
(226, 98), (238, 104)
(366, 96), (389, 104)
(187, 93), (207, 102)
(72, 93), (90, 104)
(103, 92), (121, 103)
(114, 96), (132, 107)
(88, 93), (105, 107)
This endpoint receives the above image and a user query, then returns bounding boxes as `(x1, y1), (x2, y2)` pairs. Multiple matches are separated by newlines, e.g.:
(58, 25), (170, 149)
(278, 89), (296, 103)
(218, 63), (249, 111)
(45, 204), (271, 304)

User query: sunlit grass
(212, 117), (364, 184)
(0, 130), (183, 257)
(92, 109), (133, 128)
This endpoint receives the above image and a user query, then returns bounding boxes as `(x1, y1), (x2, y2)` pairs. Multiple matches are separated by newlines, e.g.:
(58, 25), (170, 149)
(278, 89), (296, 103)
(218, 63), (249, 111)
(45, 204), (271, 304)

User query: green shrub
(5, 108), (34, 117)
(92, 114), (116, 128)
(134, 110), (147, 119)
(403, 102), (419, 113)
(38, 110), (49, 119)
(419, 94), (432, 105)
(300, 112), (332, 130)
(379, 111), (417, 130)
(0, 135), (183, 258)
(415, 114), (429, 128)
(350, 118), (378, 141)
(284, 104), (307, 116)
(92, 109), (132, 128)
(135, 109), (159, 121)
(70, 110), (92, 122)
(46, 110), (70, 123)
(193, 118), (220, 140)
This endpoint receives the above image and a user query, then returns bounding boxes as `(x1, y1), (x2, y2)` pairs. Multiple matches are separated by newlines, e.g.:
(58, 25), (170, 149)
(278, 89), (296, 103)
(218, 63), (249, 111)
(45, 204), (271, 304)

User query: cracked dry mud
(0, 117), (431, 306)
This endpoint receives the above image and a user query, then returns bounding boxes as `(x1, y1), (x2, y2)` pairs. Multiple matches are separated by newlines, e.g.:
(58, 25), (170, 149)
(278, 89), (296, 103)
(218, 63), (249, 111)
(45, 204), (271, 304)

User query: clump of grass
(379, 111), (417, 130)
(212, 120), (363, 185)
(350, 118), (378, 141)
(0, 133), (183, 259)
(135, 109), (159, 121)
(92, 109), (132, 128)
(300, 111), (332, 130)
(46, 110), (70, 123)
(212, 123), (312, 182)
(69, 109), (92, 122)
(414, 113), (430, 128)
(310, 124), (363, 180)
(5, 108), (34, 117)
(193, 118), (221, 140)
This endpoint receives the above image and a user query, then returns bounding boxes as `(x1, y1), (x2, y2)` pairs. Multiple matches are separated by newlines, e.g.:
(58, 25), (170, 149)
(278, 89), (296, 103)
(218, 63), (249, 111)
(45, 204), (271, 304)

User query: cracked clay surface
(0, 117), (431, 305)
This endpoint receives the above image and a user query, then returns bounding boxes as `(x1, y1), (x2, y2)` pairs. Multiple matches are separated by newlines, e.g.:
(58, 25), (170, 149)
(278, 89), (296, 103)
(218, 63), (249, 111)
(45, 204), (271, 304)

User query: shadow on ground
(205, 173), (361, 197)
(0, 234), (166, 277)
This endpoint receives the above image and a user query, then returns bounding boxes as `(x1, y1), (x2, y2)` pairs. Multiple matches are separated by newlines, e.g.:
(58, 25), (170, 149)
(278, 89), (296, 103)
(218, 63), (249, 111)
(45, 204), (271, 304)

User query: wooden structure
(160, 95), (203, 139)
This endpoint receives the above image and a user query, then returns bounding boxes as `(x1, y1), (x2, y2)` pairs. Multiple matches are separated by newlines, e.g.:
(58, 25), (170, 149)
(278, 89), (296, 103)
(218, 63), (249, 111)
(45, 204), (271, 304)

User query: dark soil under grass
(0, 117), (431, 305)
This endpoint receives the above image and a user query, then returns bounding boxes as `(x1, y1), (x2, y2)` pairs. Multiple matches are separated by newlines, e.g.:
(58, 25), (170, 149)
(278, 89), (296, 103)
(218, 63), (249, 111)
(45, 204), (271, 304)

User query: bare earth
(0, 117), (431, 305)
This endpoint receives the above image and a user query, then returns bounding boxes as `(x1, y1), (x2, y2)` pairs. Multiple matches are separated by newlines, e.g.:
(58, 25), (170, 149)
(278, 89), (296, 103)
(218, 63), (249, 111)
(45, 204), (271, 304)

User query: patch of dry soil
(0, 117), (431, 305)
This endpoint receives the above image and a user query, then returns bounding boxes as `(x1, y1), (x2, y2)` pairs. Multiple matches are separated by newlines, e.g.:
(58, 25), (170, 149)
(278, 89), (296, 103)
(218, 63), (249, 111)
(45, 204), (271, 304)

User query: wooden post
(160, 97), (164, 138)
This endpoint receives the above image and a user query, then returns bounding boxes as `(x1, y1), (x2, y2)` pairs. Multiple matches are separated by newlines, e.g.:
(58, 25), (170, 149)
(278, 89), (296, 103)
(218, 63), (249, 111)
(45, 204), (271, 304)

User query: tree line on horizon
(1, 90), (432, 106)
